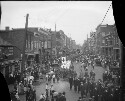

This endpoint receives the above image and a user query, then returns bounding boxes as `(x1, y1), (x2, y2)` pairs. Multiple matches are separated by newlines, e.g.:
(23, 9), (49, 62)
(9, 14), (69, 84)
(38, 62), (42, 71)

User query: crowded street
(7, 56), (121, 101)
(0, 1), (122, 101)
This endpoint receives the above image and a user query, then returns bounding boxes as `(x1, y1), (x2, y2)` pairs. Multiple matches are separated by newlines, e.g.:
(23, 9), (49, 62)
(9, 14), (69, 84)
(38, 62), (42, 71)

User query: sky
(0, 1), (115, 46)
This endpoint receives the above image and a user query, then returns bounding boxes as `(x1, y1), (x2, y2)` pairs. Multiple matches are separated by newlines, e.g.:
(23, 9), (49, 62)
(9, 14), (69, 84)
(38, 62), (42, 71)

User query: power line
(101, 3), (112, 25)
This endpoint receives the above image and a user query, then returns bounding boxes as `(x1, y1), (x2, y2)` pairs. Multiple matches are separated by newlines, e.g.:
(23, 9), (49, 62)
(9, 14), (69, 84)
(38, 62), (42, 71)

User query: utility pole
(21, 14), (29, 80)
(51, 32), (53, 66)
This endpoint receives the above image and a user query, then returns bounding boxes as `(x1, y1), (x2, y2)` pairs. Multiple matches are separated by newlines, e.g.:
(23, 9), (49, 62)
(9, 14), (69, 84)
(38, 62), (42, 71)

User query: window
(110, 40), (113, 45)
(37, 42), (39, 49)
(101, 32), (105, 37)
(47, 41), (51, 48)
(102, 40), (105, 43)
(34, 41), (37, 48)
(31, 41), (33, 50)
(44, 41), (47, 49)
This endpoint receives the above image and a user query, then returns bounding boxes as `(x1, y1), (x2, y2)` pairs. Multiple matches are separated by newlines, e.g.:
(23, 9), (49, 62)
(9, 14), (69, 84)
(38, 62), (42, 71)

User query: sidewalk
(8, 75), (46, 101)
(8, 84), (26, 101)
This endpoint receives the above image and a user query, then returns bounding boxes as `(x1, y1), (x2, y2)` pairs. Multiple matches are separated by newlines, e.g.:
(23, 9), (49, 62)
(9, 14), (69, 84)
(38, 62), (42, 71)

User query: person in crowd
(90, 70), (93, 79)
(46, 74), (49, 83)
(28, 86), (34, 101)
(69, 76), (73, 90)
(97, 80), (103, 101)
(26, 85), (30, 101)
(45, 84), (49, 99)
(60, 92), (66, 101)
(77, 97), (82, 101)
(31, 86), (36, 101)
(56, 74), (60, 83)
(52, 74), (55, 83)
(77, 78), (81, 93)
(18, 81), (24, 95)
(53, 91), (58, 100)
(93, 83), (98, 101)
(39, 93), (45, 101)
(82, 95), (87, 101)
(14, 80), (18, 93)
(89, 80), (93, 98)
(74, 77), (78, 92)
(15, 91), (20, 101)
(80, 82), (84, 98)
(50, 84), (54, 97)
(103, 85), (109, 101)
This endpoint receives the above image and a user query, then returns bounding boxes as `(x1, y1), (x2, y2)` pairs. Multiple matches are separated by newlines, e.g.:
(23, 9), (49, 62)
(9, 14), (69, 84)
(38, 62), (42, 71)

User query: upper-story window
(102, 39), (105, 44)
(101, 32), (105, 37)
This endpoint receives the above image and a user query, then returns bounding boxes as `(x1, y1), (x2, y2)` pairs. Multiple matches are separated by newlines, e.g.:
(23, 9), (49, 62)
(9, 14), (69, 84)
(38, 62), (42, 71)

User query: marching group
(69, 55), (121, 101)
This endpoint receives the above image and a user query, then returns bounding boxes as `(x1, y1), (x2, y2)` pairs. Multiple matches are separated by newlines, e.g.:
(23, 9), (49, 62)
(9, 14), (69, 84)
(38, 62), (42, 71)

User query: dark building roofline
(0, 28), (34, 35)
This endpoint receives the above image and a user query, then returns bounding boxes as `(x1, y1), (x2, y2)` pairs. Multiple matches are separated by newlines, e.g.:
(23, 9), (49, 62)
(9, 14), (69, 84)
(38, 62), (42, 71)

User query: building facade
(95, 24), (121, 62)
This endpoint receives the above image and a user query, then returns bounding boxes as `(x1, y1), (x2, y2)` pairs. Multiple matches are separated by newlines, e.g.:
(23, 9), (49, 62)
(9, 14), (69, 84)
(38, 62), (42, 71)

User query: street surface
(8, 61), (105, 101)
(73, 61), (105, 82)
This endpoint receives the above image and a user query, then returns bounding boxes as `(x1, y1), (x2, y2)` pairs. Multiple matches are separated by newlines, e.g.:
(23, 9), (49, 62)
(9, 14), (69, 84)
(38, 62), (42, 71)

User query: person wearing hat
(93, 83), (98, 101)
(77, 78), (81, 93)
(69, 76), (73, 90)
(32, 87), (36, 101)
(89, 80), (93, 98)
(82, 95), (86, 101)
(80, 82), (84, 98)
(39, 93), (45, 101)
(19, 81), (24, 95)
(77, 97), (82, 101)
(50, 84), (54, 97)
(59, 92), (66, 101)
(74, 77), (77, 92)
(91, 96), (95, 101)
(14, 80), (18, 90)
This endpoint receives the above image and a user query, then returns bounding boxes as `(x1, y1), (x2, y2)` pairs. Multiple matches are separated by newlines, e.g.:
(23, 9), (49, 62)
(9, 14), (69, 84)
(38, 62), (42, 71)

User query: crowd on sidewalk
(9, 62), (45, 101)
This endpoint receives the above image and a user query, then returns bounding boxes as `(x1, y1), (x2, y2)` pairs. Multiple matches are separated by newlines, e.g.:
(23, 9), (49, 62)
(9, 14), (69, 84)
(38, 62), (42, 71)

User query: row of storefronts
(84, 24), (121, 63)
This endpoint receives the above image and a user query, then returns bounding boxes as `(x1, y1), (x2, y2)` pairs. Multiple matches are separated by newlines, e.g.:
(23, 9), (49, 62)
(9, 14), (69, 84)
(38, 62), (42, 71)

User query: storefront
(26, 53), (35, 66)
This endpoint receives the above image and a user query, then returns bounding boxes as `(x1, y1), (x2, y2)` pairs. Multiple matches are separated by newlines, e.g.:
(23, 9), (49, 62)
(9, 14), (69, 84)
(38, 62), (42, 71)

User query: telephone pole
(21, 14), (29, 80)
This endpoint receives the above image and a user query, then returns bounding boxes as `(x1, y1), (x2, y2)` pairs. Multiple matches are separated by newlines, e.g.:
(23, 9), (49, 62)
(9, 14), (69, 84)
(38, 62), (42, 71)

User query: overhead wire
(100, 2), (112, 25)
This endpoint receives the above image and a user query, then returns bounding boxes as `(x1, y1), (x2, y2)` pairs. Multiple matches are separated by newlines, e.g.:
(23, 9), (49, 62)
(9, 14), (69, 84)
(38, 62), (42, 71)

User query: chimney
(5, 26), (9, 31)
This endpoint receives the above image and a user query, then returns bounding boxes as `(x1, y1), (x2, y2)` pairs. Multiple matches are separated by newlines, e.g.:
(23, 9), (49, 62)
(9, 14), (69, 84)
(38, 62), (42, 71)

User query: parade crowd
(68, 55), (121, 101)
(8, 54), (121, 101)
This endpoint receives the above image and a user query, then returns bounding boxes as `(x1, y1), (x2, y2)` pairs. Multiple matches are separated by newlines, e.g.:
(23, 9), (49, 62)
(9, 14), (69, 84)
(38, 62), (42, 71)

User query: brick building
(95, 24), (121, 62)
(0, 28), (34, 61)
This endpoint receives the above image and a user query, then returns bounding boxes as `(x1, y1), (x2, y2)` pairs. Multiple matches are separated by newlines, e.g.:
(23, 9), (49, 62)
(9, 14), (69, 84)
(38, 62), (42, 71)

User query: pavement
(73, 61), (105, 82)
(8, 61), (105, 101)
